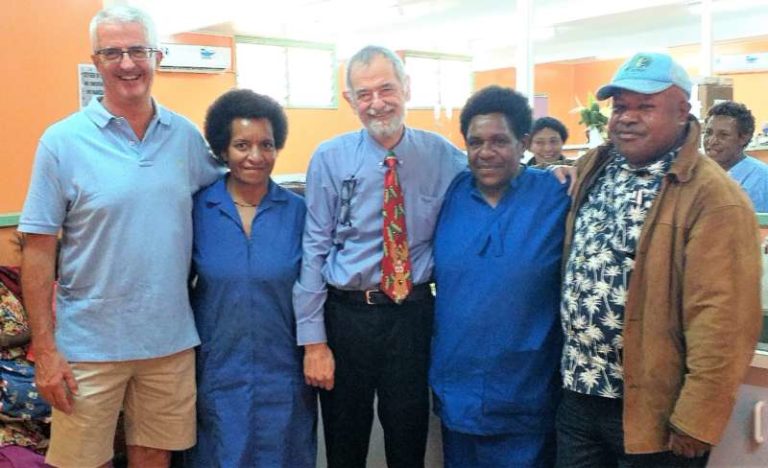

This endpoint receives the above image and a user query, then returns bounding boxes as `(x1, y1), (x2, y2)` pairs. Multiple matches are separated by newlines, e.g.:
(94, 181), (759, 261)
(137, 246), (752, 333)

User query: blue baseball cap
(596, 52), (692, 100)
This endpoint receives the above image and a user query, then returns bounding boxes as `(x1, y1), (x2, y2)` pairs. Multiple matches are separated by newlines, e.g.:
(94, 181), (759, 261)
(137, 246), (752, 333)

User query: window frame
(235, 36), (338, 109)
(401, 50), (474, 111)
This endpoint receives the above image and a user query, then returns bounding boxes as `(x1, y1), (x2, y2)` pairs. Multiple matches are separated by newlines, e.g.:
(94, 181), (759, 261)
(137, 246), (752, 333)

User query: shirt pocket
(332, 213), (356, 248)
(409, 193), (442, 243)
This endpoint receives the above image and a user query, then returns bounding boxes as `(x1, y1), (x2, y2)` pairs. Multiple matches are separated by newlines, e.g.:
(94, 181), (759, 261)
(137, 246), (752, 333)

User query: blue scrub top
(430, 168), (569, 436)
(185, 177), (316, 467)
(730, 154), (768, 212)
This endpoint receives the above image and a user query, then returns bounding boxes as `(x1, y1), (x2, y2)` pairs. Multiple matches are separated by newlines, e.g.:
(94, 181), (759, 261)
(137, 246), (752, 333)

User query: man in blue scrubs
(430, 85), (569, 467)
(18, 5), (219, 467)
(704, 100), (768, 212)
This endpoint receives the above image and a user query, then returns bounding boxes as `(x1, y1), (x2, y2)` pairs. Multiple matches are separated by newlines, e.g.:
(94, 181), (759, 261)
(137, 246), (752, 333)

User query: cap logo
(596, 52), (692, 100)
(627, 55), (651, 71)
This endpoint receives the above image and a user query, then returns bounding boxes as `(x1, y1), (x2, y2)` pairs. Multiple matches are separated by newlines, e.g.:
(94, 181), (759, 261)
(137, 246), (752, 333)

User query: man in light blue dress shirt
(704, 100), (768, 212)
(18, 6), (219, 467)
(293, 45), (466, 467)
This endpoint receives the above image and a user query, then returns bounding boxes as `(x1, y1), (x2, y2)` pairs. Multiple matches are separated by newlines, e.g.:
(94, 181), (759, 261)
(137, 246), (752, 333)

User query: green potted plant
(573, 93), (610, 147)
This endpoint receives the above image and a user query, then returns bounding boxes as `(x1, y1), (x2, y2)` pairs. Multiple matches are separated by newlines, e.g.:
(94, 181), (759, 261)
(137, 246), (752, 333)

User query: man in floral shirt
(557, 52), (761, 467)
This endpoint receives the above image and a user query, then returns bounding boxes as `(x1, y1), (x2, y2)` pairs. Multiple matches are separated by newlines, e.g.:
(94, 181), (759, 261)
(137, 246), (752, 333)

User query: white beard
(366, 111), (405, 141)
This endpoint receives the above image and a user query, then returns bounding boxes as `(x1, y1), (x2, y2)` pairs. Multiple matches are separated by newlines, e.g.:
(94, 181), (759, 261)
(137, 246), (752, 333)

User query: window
(235, 38), (337, 108)
(403, 52), (472, 110)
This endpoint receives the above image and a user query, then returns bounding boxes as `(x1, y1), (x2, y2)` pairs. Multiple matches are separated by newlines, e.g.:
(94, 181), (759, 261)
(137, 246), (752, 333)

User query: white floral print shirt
(561, 148), (676, 398)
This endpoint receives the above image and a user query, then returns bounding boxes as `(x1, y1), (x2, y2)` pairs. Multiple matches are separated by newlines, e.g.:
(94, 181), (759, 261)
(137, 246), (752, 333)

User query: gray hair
(89, 5), (158, 51)
(345, 45), (407, 91)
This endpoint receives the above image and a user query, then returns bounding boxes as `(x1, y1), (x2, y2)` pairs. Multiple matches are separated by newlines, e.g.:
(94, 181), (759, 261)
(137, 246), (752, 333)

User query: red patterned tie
(381, 151), (413, 303)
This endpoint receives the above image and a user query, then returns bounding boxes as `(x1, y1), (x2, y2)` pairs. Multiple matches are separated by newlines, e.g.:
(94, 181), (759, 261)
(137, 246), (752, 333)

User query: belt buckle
(364, 289), (378, 305)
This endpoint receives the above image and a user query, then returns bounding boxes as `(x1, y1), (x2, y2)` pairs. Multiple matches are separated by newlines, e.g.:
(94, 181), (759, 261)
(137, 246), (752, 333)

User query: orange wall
(647, 39), (768, 127)
(1, 3), (466, 222)
(271, 64), (466, 174)
(475, 38), (768, 147)
(475, 68), (516, 90)
(713, 38), (768, 131)
(155, 56), (466, 175)
(570, 59), (625, 144)
(6, 0), (768, 219)
(536, 63), (580, 143)
(476, 60), (618, 146)
(154, 33), (237, 127)
(2, 0), (102, 214)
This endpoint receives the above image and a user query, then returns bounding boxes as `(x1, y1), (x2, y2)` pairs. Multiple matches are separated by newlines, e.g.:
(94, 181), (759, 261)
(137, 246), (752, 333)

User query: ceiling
(121, 0), (768, 69)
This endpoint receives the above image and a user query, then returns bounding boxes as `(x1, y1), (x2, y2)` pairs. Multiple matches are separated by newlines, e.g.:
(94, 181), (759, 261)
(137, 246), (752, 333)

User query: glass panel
(286, 47), (334, 107)
(439, 59), (471, 109)
(236, 43), (288, 105)
(406, 56), (439, 108)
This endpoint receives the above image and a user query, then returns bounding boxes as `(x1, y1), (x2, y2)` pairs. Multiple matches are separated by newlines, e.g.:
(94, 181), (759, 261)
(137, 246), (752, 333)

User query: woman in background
(528, 116), (573, 168)
(183, 89), (315, 467)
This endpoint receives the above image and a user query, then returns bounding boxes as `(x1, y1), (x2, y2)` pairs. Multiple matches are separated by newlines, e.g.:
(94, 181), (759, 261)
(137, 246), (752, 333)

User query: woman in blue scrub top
(183, 89), (316, 467)
(430, 86), (570, 468)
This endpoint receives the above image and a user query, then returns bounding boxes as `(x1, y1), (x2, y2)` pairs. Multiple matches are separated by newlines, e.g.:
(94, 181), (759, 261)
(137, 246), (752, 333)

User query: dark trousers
(556, 390), (710, 468)
(319, 293), (434, 468)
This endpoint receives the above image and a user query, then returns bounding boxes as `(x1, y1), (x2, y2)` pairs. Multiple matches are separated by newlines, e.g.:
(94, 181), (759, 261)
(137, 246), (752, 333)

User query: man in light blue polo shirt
(18, 5), (219, 468)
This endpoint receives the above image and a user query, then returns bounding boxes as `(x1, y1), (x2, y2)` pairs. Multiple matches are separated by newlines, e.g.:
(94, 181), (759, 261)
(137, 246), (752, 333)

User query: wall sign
(78, 64), (104, 109)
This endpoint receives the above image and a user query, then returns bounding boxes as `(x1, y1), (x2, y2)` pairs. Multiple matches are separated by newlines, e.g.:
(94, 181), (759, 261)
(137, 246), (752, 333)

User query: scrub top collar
(469, 164), (527, 205)
(203, 177), (289, 210)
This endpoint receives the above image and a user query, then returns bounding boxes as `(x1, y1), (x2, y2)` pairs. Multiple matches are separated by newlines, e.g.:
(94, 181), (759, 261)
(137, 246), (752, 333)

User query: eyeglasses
(95, 47), (159, 62)
(339, 176), (357, 226)
(353, 85), (399, 104)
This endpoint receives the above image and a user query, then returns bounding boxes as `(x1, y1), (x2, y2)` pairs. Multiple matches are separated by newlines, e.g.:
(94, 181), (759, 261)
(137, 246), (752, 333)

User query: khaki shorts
(45, 348), (196, 468)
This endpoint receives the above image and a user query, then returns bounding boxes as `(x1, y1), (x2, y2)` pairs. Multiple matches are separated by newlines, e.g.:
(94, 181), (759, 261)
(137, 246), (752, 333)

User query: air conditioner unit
(714, 53), (768, 73)
(158, 43), (231, 73)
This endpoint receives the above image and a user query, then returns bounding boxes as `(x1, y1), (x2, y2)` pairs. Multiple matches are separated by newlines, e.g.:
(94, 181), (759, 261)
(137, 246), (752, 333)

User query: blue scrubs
(184, 178), (316, 467)
(430, 169), (569, 467)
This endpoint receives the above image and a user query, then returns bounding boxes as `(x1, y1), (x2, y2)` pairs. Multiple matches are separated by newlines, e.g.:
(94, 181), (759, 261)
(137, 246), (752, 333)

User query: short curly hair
(531, 116), (568, 143)
(460, 86), (532, 142)
(204, 89), (288, 160)
(706, 101), (755, 144)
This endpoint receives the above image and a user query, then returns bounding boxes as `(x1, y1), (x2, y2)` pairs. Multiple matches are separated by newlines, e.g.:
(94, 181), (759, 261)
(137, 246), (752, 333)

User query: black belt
(328, 283), (433, 305)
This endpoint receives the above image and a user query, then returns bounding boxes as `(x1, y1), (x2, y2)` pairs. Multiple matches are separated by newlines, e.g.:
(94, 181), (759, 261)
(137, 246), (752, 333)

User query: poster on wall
(78, 64), (103, 109)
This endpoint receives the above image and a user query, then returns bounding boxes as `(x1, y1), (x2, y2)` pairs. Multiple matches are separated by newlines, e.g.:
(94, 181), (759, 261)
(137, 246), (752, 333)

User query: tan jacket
(565, 117), (762, 453)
